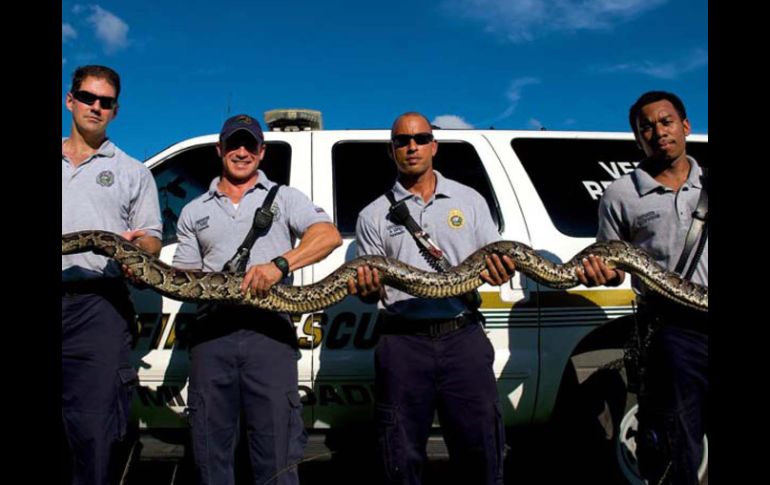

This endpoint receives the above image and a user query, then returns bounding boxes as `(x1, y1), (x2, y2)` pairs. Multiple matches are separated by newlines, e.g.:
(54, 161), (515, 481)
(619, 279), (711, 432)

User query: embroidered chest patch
(635, 211), (661, 229)
(195, 216), (210, 232)
(387, 225), (406, 237)
(270, 202), (281, 220)
(448, 209), (465, 229)
(96, 170), (114, 187)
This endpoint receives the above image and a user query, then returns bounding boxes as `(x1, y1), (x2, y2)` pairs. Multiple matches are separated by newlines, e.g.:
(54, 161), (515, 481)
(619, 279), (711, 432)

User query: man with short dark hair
(349, 112), (515, 485)
(578, 91), (708, 484)
(62, 65), (162, 484)
(173, 114), (342, 485)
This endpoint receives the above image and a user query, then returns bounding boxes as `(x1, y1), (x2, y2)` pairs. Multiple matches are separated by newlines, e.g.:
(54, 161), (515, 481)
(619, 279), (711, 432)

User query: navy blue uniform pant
(187, 310), (306, 485)
(637, 303), (708, 485)
(61, 284), (137, 485)
(374, 321), (504, 485)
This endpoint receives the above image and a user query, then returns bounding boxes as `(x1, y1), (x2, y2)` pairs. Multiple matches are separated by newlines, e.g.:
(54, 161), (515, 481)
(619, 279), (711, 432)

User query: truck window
(332, 140), (503, 236)
(152, 142), (292, 244)
(511, 138), (708, 238)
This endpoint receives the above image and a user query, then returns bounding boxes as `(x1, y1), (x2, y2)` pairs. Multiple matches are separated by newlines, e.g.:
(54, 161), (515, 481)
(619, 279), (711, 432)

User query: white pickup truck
(128, 123), (708, 483)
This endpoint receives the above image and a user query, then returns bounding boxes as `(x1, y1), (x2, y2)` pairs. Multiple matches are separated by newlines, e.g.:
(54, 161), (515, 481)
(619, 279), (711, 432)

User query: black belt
(381, 313), (475, 338)
(190, 304), (298, 348)
(61, 278), (127, 297)
(638, 293), (709, 335)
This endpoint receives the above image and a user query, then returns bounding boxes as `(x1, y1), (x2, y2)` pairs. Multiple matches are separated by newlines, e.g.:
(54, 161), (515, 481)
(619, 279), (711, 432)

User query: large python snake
(62, 230), (707, 313)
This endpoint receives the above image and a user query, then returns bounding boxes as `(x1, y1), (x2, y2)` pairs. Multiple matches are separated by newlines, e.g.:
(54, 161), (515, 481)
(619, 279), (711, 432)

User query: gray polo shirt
(597, 156), (708, 295)
(62, 138), (162, 282)
(356, 170), (500, 319)
(172, 170), (331, 278)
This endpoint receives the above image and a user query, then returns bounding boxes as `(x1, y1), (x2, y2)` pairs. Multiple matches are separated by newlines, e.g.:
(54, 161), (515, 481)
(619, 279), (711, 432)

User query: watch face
(273, 256), (290, 277)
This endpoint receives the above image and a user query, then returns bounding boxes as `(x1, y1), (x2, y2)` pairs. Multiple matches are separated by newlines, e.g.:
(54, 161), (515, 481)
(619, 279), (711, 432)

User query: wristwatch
(271, 256), (291, 278)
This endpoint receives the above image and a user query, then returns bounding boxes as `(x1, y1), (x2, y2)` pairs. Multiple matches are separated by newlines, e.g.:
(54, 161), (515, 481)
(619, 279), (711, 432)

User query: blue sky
(61, 0), (708, 160)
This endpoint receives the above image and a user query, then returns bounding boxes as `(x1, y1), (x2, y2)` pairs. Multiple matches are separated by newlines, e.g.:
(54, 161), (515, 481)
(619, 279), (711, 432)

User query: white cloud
(506, 77), (539, 105)
(599, 48), (708, 79)
(475, 76), (541, 126)
(432, 114), (475, 129)
(528, 118), (544, 130)
(443, 0), (668, 42)
(62, 23), (77, 43)
(87, 5), (130, 53)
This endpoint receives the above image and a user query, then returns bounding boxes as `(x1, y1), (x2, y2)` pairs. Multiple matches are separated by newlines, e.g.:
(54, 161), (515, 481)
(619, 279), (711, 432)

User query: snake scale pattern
(62, 230), (707, 313)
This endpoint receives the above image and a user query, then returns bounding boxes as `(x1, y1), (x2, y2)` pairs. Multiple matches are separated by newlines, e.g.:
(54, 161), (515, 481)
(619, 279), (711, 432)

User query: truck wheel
(615, 401), (709, 485)
(565, 349), (709, 485)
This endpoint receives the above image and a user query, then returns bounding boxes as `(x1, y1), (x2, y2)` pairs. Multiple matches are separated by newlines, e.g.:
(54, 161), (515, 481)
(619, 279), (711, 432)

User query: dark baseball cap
(219, 114), (264, 144)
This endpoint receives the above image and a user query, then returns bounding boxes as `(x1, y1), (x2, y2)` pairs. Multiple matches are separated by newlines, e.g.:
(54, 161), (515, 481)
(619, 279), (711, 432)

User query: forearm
(283, 222), (342, 272)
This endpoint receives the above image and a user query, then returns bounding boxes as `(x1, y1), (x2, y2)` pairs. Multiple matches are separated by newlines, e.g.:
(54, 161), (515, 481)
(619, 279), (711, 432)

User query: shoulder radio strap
(222, 184), (281, 273)
(385, 191), (451, 272)
(385, 191), (482, 311)
(674, 166), (708, 278)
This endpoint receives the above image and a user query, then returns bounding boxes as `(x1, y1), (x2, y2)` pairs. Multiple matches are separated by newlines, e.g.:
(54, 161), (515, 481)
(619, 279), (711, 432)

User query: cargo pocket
(186, 389), (210, 481)
(375, 403), (405, 482)
(492, 401), (505, 484)
(116, 367), (138, 440)
(286, 391), (307, 465)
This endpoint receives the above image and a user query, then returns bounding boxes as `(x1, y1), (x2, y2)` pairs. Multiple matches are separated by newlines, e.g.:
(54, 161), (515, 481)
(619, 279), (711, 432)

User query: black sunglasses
(391, 132), (434, 148)
(223, 131), (262, 153)
(71, 90), (118, 110)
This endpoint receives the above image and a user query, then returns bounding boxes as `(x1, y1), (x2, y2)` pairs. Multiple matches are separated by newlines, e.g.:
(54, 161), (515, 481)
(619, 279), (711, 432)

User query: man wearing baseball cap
(173, 114), (342, 484)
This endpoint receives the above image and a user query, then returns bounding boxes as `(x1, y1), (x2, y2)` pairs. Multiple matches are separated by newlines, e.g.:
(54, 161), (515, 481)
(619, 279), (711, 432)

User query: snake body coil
(62, 230), (708, 313)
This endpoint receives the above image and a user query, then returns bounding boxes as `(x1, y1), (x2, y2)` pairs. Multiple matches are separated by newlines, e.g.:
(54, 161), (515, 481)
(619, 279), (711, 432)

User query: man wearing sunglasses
(348, 112), (516, 485)
(172, 114), (342, 485)
(62, 65), (162, 484)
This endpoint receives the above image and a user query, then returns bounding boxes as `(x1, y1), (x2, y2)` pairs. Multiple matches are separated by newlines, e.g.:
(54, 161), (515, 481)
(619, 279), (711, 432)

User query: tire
(557, 357), (708, 484)
(615, 401), (709, 485)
